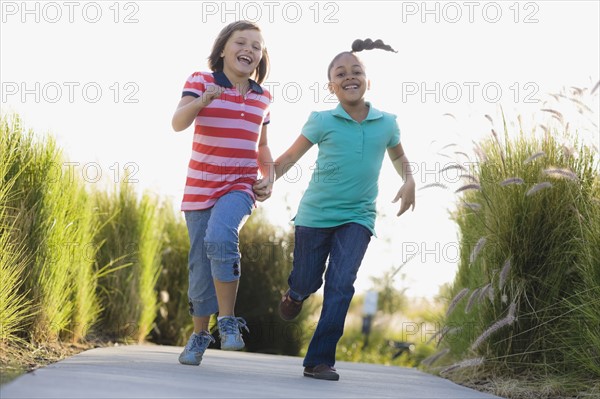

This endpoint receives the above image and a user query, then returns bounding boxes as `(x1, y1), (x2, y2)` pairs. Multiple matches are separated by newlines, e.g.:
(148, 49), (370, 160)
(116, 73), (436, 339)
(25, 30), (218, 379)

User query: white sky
(1, 1), (599, 299)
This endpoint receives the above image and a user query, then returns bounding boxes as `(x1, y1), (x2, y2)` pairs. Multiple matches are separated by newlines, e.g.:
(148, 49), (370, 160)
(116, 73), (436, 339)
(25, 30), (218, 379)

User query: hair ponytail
(327, 38), (396, 80)
(351, 38), (397, 53)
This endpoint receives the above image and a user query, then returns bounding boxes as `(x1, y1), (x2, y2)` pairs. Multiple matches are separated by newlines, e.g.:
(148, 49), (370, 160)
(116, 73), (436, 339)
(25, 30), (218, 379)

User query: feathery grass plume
(487, 285), (495, 302)
(436, 326), (462, 348)
(499, 258), (511, 290)
(419, 182), (448, 191)
(440, 164), (467, 174)
(421, 348), (450, 366)
(465, 287), (481, 313)
(561, 144), (574, 157)
(507, 301), (516, 319)
(441, 143), (458, 150)
(478, 283), (492, 303)
(524, 151), (546, 164)
(473, 142), (488, 162)
(471, 307), (516, 351)
(484, 114), (493, 124)
(501, 294), (508, 303)
(526, 181), (553, 196)
(543, 167), (578, 181)
(459, 174), (479, 183)
(500, 177), (525, 186)
(440, 357), (485, 375)
(569, 97), (593, 113)
(491, 128), (506, 169)
(446, 288), (470, 317)
(454, 151), (470, 159)
(461, 202), (482, 211)
(455, 183), (481, 194)
(591, 80), (600, 95)
(425, 325), (447, 345)
(517, 114), (523, 130)
(442, 113), (456, 119)
(425, 325), (460, 346)
(470, 237), (487, 264)
(570, 86), (584, 96)
(541, 108), (564, 124)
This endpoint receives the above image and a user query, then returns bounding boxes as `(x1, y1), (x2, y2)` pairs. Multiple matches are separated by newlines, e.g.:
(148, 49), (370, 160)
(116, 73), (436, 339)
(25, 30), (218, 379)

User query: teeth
(344, 85), (358, 90)
(238, 56), (252, 64)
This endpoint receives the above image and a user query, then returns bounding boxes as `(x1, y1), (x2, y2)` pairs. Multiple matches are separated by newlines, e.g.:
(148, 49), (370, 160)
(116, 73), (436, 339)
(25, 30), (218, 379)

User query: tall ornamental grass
(0, 121), (33, 346)
(0, 115), (99, 342)
(422, 90), (599, 395)
(152, 205), (191, 346)
(93, 181), (163, 343)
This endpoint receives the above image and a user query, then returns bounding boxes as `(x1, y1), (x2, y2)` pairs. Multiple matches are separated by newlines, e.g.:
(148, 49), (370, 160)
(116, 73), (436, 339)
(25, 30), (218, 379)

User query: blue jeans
(184, 191), (254, 317)
(288, 223), (372, 367)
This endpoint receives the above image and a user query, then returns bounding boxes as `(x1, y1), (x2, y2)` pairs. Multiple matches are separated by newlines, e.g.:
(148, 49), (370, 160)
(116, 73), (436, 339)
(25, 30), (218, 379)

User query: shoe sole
(178, 357), (201, 366)
(220, 341), (245, 351)
(303, 371), (340, 381)
(220, 345), (245, 351)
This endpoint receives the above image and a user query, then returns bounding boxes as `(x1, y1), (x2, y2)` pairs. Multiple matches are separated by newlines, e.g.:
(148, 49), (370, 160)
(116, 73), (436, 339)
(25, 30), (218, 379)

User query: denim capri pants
(184, 190), (254, 317)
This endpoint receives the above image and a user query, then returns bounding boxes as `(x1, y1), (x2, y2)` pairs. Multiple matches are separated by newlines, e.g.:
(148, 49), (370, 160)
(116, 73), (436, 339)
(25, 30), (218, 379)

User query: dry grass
(450, 370), (600, 399)
(0, 340), (101, 385)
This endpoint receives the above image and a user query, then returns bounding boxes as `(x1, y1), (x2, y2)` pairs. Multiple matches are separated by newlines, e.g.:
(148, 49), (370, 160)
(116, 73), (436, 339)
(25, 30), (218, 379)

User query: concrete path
(1, 345), (502, 398)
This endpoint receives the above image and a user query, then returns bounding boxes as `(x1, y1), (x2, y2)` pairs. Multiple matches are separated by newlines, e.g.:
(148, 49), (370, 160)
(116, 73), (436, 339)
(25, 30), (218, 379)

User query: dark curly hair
(327, 39), (397, 80)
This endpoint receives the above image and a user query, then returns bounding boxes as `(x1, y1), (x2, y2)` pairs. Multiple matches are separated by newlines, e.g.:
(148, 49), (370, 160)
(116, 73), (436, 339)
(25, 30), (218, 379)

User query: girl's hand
(253, 178), (273, 202)
(392, 178), (416, 216)
(201, 85), (225, 105)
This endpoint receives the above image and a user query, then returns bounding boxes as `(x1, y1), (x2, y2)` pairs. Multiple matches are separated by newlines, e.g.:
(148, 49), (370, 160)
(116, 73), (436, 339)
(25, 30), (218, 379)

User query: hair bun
(351, 38), (397, 53)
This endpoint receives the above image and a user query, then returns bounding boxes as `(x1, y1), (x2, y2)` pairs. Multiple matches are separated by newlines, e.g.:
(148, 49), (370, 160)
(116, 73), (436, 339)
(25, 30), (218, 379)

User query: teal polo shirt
(294, 102), (401, 235)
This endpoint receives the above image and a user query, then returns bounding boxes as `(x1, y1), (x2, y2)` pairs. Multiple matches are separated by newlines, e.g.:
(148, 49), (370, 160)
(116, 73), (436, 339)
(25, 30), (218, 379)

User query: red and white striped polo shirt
(180, 71), (271, 211)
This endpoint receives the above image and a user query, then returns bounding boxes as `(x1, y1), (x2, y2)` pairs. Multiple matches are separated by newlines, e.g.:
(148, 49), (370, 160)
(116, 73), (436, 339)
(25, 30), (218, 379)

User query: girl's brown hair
(208, 20), (270, 84)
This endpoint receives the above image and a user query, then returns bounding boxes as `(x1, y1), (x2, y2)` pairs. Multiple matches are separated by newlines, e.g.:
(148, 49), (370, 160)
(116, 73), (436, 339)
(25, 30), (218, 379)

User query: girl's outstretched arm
(253, 134), (313, 197)
(387, 143), (416, 216)
(274, 135), (313, 180)
(255, 124), (274, 202)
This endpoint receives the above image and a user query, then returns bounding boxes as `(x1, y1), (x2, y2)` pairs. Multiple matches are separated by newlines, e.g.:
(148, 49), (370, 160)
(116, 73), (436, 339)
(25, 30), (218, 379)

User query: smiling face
(221, 29), (264, 79)
(328, 53), (370, 105)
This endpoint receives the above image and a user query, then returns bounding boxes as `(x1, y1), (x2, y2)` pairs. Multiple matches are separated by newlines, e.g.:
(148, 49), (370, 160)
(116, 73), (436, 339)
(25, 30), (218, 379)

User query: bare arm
(253, 134), (313, 200)
(274, 135), (314, 181)
(254, 124), (274, 202)
(387, 143), (416, 216)
(257, 124), (273, 177)
(171, 86), (224, 132)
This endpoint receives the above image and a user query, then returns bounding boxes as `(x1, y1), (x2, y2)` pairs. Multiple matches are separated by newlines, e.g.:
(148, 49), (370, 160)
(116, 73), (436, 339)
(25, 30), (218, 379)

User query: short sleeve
(301, 111), (324, 144)
(182, 72), (205, 98)
(263, 111), (271, 125)
(387, 115), (401, 148)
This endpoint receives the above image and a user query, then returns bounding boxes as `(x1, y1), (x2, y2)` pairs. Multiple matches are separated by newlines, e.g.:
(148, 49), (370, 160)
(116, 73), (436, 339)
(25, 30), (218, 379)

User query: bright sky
(1, 1), (599, 299)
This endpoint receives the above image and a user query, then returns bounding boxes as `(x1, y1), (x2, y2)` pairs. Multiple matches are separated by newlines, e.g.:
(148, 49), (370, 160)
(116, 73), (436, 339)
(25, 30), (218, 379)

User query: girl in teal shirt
(254, 38), (416, 381)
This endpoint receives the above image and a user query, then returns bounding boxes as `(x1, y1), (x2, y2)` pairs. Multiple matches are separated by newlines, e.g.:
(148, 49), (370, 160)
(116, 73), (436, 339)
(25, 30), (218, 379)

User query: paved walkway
(1, 345), (502, 398)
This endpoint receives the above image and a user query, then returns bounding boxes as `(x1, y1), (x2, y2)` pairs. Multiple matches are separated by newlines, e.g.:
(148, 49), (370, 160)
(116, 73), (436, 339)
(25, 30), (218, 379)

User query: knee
(204, 229), (239, 261)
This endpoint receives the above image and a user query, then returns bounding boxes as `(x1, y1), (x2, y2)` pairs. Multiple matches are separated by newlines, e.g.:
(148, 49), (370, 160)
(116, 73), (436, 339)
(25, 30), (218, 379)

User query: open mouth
(343, 84), (359, 90)
(237, 55), (253, 65)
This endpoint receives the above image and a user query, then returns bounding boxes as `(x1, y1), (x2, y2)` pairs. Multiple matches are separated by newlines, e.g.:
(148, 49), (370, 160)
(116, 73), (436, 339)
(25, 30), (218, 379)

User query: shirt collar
(212, 70), (263, 94)
(332, 102), (383, 121)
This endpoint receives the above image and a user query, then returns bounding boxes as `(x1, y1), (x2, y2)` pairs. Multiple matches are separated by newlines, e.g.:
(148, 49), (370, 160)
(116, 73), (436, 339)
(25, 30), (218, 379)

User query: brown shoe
(303, 364), (339, 381)
(278, 290), (304, 321)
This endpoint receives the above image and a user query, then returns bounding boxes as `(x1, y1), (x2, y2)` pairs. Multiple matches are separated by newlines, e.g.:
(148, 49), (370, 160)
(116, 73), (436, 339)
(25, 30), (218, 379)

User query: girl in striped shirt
(172, 20), (273, 366)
